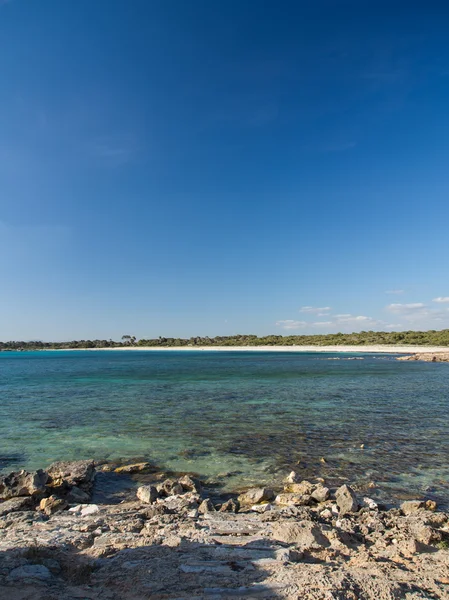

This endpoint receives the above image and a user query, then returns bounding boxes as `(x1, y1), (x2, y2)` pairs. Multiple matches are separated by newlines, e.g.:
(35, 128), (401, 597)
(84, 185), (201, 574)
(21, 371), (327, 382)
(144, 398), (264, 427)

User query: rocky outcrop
(47, 460), (95, 493)
(0, 460), (96, 511)
(398, 352), (449, 362)
(0, 469), (48, 500)
(0, 476), (448, 600)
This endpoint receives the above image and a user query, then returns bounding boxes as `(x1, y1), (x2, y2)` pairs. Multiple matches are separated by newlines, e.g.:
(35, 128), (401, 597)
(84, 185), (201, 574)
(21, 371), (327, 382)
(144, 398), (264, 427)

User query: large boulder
(0, 470), (48, 500)
(47, 460), (95, 492)
(335, 484), (359, 515)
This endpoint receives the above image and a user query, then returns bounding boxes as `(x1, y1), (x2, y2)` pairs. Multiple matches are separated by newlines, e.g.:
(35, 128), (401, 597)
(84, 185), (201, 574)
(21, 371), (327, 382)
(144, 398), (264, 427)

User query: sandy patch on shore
(75, 345), (449, 354)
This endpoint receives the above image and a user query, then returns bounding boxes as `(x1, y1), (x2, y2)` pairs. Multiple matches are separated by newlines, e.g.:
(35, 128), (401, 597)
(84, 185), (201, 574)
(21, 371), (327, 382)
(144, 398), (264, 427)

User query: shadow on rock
(0, 538), (286, 600)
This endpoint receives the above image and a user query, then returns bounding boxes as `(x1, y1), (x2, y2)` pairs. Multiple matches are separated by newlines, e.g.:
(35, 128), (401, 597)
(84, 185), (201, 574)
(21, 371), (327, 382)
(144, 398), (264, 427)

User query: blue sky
(1, 0), (449, 340)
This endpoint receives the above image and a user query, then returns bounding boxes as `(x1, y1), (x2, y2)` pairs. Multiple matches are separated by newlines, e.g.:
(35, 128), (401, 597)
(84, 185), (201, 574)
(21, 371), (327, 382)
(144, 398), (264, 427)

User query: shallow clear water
(1, 350), (448, 506)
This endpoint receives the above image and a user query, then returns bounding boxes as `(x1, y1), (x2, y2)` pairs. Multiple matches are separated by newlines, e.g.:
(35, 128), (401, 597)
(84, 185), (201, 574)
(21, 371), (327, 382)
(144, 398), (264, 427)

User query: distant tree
(121, 335), (136, 346)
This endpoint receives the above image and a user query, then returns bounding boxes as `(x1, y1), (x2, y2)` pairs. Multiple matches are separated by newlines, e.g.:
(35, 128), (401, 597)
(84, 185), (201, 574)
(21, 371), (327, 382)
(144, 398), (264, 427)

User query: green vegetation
(1, 329), (449, 351)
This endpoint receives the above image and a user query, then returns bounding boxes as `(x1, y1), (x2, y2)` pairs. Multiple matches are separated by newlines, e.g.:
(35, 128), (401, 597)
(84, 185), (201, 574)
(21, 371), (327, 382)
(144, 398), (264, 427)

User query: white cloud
(385, 302), (449, 326)
(433, 297), (449, 303)
(385, 289), (404, 295)
(387, 303), (426, 312)
(276, 320), (308, 330)
(334, 314), (382, 327)
(312, 321), (333, 326)
(300, 306), (331, 314)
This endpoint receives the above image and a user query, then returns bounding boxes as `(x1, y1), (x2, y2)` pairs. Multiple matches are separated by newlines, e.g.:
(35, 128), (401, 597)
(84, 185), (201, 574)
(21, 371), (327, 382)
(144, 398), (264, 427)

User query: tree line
(1, 329), (449, 350)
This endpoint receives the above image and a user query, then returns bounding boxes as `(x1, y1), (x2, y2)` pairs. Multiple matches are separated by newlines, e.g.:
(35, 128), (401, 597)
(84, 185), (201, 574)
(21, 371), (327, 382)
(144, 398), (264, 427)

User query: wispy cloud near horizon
(300, 306), (331, 314)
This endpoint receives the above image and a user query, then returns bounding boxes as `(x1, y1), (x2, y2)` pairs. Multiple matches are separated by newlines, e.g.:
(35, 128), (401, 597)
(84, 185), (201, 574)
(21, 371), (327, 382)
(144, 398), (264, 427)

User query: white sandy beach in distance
(80, 345), (448, 353)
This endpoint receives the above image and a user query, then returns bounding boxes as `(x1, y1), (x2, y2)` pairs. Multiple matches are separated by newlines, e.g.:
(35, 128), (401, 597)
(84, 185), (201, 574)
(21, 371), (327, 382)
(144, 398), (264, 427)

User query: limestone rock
(335, 484), (359, 515)
(47, 460), (95, 491)
(275, 492), (311, 506)
(362, 497), (378, 510)
(285, 481), (314, 495)
(114, 462), (156, 474)
(157, 479), (184, 497)
(285, 471), (301, 484)
(237, 487), (275, 505)
(311, 484), (330, 503)
(39, 495), (67, 515)
(251, 503), (274, 513)
(0, 469), (48, 500)
(137, 485), (159, 504)
(271, 521), (330, 550)
(178, 475), (202, 494)
(409, 522), (441, 545)
(8, 564), (52, 583)
(162, 492), (200, 512)
(198, 498), (215, 513)
(66, 485), (91, 504)
(0, 496), (33, 516)
(401, 500), (425, 515)
(80, 504), (100, 516)
(219, 498), (240, 513)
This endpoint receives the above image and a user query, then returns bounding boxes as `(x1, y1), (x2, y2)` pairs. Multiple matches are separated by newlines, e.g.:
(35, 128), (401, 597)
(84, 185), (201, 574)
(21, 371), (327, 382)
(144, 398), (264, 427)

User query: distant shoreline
(29, 344), (449, 353)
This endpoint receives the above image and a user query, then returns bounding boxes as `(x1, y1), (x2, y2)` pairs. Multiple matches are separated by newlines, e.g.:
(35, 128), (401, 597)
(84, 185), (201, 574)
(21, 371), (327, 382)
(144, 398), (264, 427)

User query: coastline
(40, 344), (449, 353)
(1, 461), (449, 598)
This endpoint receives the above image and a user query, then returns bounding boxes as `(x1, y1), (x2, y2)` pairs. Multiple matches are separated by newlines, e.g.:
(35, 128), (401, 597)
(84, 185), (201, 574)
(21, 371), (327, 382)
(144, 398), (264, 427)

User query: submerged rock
(114, 462), (157, 474)
(335, 484), (359, 515)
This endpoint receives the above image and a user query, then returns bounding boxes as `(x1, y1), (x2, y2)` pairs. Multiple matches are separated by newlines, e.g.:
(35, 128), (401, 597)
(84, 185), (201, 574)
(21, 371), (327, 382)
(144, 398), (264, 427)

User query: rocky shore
(397, 352), (449, 363)
(1, 461), (449, 599)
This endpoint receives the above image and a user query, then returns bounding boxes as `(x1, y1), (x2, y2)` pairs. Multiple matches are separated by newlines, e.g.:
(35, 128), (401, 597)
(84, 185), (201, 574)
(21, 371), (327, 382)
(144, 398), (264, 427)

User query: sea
(1, 350), (448, 506)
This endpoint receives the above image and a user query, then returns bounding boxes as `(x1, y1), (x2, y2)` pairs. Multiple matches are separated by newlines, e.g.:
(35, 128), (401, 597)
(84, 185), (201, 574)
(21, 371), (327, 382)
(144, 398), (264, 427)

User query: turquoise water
(1, 350), (448, 505)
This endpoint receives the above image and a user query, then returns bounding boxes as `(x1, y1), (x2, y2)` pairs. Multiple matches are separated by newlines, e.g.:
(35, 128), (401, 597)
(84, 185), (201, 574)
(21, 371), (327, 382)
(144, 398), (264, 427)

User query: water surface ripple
(0, 350), (448, 506)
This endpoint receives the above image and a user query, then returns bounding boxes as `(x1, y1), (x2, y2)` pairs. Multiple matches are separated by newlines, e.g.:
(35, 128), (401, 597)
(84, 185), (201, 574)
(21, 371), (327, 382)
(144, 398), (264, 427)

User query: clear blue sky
(1, 0), (449, 340)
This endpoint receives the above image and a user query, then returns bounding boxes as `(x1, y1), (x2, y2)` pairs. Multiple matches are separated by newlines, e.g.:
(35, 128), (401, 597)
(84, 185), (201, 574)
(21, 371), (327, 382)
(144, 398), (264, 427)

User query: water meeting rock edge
(0, 461), (448, 599)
